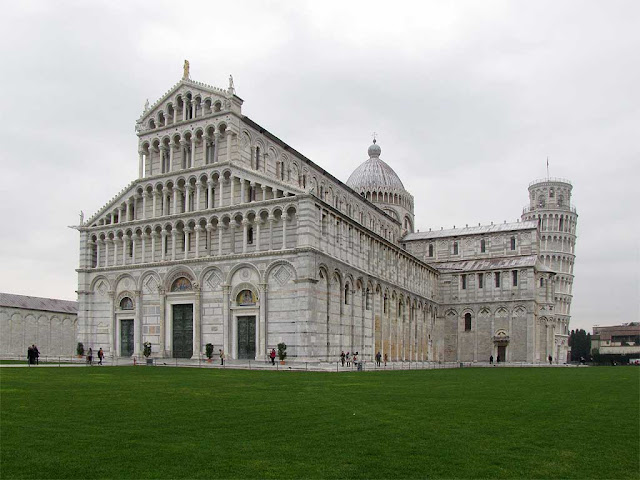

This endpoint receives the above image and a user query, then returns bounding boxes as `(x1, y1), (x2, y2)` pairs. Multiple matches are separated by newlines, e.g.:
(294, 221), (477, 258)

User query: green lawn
(1, 367), (638, 479)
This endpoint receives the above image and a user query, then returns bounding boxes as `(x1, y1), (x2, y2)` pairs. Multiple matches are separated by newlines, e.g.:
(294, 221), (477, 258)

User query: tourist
(34, 345), (39, 365)
(489, 355), (493, 365)
(384, 353), (388, 366)
(376, 351), (382, 367)
(353, 352), (358, 368)
(87, 348), (93, 365)
(219, 349), (225, 365)
(27, 345), (34, 366)
(496, 354), (501, 363)
(270, 348), (276, 365)
(340, 351), (345, 366)
(548, 355), (553, 365)
(98, 348), (104, 365)
(346, 352), (350, 367)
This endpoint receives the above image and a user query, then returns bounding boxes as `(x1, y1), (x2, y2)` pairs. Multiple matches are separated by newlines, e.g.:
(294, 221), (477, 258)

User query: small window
(344, 284), (350, 305)
(247, 227), (254, 244)
(453, 241), (459, 255)
(478, 273), (484, 289)
(255, 146), (260, 170)
(510, 236), (516, 250)
(365, 289), (371, 310)
(461, 274), (467, 290)
(480, 239), (486, 253)
(464, 313), (472, 331)
(495, 272), (501, 288)
(512, 270), (518, 287)
(540, 277), (544, 287)
(428, 244), (434, 257)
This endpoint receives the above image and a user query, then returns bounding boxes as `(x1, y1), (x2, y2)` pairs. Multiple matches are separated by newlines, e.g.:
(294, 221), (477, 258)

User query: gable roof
(403, 220), (537, 241)
(0, 292), (78, 315)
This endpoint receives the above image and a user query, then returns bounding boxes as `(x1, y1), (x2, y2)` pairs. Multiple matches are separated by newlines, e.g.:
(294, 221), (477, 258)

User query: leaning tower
(522, 178), (578, 362)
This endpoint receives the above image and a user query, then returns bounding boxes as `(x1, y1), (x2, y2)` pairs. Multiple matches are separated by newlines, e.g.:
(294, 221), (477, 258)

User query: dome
(346, 140), (406, 191)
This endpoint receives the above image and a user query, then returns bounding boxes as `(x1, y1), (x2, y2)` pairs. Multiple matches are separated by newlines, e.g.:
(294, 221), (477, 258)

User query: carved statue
(144, 99), (149, 111)
(79, 211), (84, 225)
(228, 74), (235, 95)
(183, 60), (190, 79)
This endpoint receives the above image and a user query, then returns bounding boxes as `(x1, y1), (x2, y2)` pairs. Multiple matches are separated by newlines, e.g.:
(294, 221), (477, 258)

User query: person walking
(346, 352), (350, 367)
(270, 348), (276, 365)
(27, 345), (34, 366)
(376, 351), (382, 367)
(34, 345), (40, 365)
(548, 355), (553, 365)
(87, 348), (93, 366)
(219, 349), (225, 366)
(489, 355), (494, 365)
(98, 348), (104, 365)
(383, 353), (388, 366)
(340, 351), (345, 367)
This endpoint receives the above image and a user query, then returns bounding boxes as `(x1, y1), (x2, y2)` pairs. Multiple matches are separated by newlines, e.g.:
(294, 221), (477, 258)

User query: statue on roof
(79, 211), (84, 225)
(228, 74), (235, 95)
(183, 60), (190, 79)
(144, 98), (149, 112)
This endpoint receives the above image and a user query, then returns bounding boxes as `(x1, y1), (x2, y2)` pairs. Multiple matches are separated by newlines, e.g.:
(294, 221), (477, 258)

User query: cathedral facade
(75, 70), (576, 364)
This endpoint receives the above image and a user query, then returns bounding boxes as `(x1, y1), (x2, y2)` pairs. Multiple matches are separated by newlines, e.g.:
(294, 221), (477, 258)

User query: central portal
(237, 316), (256, 360)
(173, 304), (193, 358)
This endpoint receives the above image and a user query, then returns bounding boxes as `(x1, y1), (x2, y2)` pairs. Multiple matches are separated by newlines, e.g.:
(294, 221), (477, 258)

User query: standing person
(34, 345), (40, 365)
(87, 348), (93, 366)
(548, 355), (553, 365)
(270, 348), (276, 365)
(27, 345), (33, 366)
(352, 352), (358, 368)
(346, 352), (350, 367)
(376, 351), (381, 367)
(383, 353), (388, 366)
(340, 351), (345, 367)
(219, 349), (225, 366)
(98, 348), (104, 366)
(496, 354), (501, 364)
(489, 355), (494, 365)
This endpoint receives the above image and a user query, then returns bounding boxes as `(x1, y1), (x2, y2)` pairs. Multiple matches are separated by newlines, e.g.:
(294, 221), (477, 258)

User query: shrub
(143, 342), (152, 358)
(205, 343), (214, 359)
(277, 342), (287, 361)
(76, 342), (84, 356)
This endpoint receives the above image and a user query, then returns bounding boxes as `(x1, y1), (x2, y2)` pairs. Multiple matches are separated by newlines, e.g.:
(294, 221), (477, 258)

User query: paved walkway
(0, 357), (579, 371)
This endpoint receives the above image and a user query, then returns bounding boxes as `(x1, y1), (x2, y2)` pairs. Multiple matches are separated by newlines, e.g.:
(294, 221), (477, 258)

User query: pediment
(136, 77), (236, 131)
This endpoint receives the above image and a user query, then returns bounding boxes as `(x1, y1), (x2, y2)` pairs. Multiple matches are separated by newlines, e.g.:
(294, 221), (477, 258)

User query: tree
(569, 329), (591, 361)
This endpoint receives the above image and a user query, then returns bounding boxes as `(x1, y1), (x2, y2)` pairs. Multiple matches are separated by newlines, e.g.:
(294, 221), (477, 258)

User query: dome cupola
(346, 139), (415, 234)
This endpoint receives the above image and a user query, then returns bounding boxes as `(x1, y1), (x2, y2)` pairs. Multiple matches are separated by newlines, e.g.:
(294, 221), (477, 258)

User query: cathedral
(75, 66), (577, 364)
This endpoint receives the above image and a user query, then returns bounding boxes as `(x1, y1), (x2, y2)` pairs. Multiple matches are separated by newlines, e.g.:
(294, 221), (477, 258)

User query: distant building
(0, 293), (78, 356)
(591, 324), (640, 358)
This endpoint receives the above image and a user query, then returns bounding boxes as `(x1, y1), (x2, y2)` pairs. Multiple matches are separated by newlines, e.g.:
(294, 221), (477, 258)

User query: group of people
(85, 348), (105, 365)
(489, 355), (502, 364)
(340, 351), (359, 367)
(27, 345), (39, 365)
(374, 351), (388, 367)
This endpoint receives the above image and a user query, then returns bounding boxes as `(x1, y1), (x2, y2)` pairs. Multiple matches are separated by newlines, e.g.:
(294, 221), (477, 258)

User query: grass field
(1, 366), (638, 479)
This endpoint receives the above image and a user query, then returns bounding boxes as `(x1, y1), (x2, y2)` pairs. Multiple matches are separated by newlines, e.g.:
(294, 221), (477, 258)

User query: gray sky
(1, 0), (638, 333)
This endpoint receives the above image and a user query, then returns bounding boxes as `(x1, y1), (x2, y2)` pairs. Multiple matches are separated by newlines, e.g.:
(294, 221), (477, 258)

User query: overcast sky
(1, 0), (638, 333)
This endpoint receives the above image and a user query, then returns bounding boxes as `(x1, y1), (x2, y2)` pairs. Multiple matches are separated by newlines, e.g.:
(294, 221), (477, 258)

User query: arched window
(428, 244), (434, 257)
(237, 289), (256, 306)
(365, 288), (371, 310)
(255, 146), (260, 170)
(480, 239), (486, 253)
(344, 284), (350, 305)
(120, 297), (134, 310)
(247, 227), (254, 244)
(171, 277), (193, 292)
(510, 236), (516, 250)
(464, 313), (472, 331)
(453, 241), (459, 255)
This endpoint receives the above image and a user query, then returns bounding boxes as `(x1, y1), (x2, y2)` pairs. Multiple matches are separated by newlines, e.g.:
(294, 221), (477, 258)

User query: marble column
(259, 283), (267, 359)
(134, 290), (142, 356)
(207, 180), (214, 209)
(193, 285), (202, 359)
